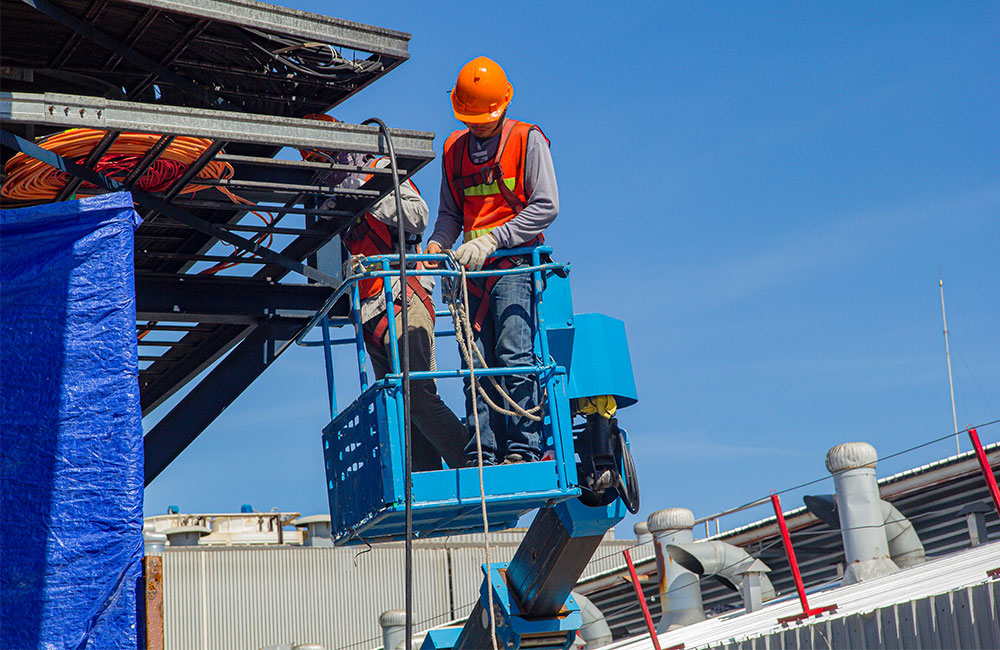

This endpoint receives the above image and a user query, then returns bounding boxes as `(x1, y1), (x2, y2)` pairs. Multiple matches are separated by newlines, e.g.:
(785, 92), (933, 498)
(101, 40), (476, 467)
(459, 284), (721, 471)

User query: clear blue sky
(145, 2), (999, 536)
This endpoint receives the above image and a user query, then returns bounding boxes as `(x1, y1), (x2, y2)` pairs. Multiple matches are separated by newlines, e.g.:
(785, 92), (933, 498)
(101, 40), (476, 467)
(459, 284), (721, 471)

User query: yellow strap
(576, 395), (617, 419)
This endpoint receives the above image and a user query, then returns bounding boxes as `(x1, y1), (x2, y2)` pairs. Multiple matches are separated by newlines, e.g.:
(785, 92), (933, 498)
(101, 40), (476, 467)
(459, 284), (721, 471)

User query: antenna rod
(939, 275), (960, 454)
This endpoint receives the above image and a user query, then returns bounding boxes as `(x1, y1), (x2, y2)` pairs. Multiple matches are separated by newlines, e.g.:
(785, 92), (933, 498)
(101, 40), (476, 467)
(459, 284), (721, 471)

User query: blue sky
(144, 2), (999, 536)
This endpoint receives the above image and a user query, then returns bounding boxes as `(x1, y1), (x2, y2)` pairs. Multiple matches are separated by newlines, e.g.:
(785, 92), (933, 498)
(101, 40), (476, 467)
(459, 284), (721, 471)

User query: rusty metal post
(143, 555), (164, 650)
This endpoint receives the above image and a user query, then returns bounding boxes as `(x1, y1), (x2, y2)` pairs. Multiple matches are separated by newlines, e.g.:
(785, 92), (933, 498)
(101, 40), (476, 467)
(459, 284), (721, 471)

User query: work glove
(454, 233), (498, 271)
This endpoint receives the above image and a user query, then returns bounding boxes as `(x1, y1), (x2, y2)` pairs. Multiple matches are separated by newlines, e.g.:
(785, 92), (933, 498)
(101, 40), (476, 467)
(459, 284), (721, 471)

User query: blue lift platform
(298, 245), (641, 649)
(297, 247), (638, 546)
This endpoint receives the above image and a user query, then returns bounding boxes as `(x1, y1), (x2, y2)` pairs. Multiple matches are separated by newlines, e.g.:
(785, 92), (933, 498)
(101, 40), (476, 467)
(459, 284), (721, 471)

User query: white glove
(454, 233), (498, 271)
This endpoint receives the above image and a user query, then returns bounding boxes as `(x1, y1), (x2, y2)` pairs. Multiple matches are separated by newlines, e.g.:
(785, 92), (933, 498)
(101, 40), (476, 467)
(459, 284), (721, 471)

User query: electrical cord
(241, 27), (383, 79)
(2, 129), (234, 200)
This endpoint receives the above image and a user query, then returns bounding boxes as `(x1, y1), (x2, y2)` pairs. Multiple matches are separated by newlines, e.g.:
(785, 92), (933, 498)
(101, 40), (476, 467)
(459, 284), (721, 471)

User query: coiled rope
(442, 258), (546, 422)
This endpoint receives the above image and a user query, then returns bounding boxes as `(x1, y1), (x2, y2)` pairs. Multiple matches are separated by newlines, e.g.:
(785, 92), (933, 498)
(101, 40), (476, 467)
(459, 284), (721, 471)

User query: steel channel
(54, 129), (120, 201)
(119, 0), (412, 58)
(197, 177), (381, 197)
(123, 135), (176, 186)
(166, 199), (355, 218)
(1, 93), (436, 159)
(215, 152), (406, 176)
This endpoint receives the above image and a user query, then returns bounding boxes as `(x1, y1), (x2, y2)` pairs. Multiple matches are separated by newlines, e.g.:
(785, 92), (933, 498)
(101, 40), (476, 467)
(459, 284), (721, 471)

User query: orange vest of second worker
(443, 119), (549, 243)
(342, 158), (423, 300)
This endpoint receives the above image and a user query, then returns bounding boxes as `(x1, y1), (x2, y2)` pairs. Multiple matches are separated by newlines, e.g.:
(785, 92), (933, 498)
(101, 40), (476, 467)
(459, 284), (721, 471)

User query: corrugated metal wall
(160, 532), (638, 650)
(163, 546), (450, 650)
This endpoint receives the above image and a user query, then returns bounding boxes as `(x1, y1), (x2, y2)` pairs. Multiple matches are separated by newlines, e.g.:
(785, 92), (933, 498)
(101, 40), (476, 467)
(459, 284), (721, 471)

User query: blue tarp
(1, 193), (144, 650)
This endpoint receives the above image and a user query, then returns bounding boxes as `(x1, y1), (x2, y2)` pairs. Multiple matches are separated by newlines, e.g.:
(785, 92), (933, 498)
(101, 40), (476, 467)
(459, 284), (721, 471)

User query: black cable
(363, 117), (413, 650)
(617, 429), (641, 514)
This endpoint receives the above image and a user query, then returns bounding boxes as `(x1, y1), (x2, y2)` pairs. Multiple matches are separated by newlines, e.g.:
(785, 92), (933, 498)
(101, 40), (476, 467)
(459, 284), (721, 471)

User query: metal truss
(1, 0), (433, 484)
(1, 92), (435, 483)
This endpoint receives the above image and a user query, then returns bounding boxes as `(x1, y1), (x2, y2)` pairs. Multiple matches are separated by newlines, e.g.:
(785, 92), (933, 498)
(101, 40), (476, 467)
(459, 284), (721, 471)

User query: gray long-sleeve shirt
(356, 157), (435, 323)
(430, 126), (558, 249)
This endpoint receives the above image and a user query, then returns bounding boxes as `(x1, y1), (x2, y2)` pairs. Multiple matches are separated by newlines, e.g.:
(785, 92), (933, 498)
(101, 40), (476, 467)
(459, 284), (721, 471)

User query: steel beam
(121, 0), (411, 58)
(54, 128), (119, 201)
(135, 273), (335, 321)
(19, 0), (225, 108)
(1, 92), (436, 160)
(139, 322), (252, 413)
(142, 316), (307, 484)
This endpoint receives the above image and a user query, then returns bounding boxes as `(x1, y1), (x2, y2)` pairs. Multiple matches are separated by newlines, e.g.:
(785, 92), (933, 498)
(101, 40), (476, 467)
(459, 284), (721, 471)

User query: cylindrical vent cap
(634, 521), (650, 538)
(826, 442), (878, 473)
(380, 610), (407, 628)
(648, 507), (695, 533)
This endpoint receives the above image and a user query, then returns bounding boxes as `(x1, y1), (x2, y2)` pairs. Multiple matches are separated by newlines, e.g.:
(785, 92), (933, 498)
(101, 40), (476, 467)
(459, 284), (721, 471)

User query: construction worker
(425, 57), (559, 466)
(302, 115), (466, 471)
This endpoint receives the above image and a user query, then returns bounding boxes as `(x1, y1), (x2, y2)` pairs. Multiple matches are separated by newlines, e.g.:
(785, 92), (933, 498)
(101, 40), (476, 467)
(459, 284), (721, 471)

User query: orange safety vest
(443, 120), (550, 330)
(342, 159), (434, 344)
(443, 119), (549, 243)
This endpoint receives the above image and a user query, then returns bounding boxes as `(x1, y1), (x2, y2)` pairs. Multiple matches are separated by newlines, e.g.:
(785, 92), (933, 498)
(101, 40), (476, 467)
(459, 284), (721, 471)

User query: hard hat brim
(451, 83), (513, 124)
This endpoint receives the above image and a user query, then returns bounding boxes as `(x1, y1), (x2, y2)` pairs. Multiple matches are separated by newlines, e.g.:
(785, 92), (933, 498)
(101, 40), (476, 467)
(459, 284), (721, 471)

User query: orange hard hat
(451, 57), (513, 124)
(299, 113), (338, 161)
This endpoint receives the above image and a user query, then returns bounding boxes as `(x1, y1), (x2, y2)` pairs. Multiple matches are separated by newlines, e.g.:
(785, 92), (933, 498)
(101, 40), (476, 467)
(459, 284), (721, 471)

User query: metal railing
(297, 245), (574, 488)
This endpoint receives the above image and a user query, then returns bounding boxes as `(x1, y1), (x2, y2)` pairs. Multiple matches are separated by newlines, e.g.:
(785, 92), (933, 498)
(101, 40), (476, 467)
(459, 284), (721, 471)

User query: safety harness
(447, 120), (541, 331)
(344, 205), (435, 350)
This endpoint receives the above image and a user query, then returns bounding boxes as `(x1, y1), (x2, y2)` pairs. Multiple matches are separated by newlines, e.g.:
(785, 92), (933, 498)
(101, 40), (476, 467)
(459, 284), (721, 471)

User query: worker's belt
(364, 277), (435, 349)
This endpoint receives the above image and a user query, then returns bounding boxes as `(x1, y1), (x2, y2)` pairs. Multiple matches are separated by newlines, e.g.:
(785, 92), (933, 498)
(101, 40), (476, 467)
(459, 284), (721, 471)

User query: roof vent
(294, 515), (333, 548)
(165, 524), (210, 547)
(647, 508), (705, 631)
(825, 441), (899, 584)
(633, 521), (652, 545)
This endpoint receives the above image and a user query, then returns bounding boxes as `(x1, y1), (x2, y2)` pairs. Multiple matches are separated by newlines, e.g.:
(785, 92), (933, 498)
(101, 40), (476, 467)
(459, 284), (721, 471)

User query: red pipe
(967, 428), (1000, 518)
(623, 548), (661, 650)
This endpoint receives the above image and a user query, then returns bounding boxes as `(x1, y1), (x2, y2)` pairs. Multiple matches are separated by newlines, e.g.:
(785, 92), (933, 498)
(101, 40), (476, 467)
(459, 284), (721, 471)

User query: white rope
(443, 261), (545, 422)
(446, 252), (499, 650)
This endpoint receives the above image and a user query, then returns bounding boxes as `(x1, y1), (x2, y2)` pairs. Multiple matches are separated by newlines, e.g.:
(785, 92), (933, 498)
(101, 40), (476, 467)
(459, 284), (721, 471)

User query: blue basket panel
(333, 462), (580, 545)
(547, 313), (637, 407)
(323, 390), (393, 540)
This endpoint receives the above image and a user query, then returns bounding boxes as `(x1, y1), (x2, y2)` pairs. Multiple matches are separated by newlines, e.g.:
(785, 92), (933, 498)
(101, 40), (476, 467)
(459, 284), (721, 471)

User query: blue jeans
(463, 270), (541, 463)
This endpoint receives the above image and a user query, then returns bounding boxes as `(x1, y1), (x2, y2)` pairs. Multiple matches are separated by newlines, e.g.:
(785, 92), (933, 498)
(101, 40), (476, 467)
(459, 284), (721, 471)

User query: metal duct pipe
(881, 500), (925, 568)
(804, 493), (926, 569)
(666, 541), (775, 603)
(571, 591), (612, 648)
(647, 508), (705, 631)
(379, 609), (405, 650)
(633, 521), (653, 546)
(826, 442), (899, 584)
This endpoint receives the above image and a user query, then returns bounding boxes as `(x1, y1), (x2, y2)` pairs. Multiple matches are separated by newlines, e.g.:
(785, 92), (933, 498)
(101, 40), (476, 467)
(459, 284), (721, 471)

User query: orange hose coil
(1, 129), (235, 201)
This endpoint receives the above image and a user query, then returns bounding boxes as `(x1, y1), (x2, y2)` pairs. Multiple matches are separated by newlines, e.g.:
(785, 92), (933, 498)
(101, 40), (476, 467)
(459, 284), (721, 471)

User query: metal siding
(972, 582), (1000, 648)
(162, 546), (450, 650)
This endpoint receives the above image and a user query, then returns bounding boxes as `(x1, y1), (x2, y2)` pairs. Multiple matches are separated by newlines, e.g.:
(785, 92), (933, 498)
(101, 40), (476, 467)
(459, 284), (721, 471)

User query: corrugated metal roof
(605, 540), (1000, 650)
(579, 441), (1000, 639)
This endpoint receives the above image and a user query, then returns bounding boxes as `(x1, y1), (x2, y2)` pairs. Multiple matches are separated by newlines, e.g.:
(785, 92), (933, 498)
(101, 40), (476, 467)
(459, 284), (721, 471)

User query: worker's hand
(454, 234), (498, 271)
(424, 241), (443, 268)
